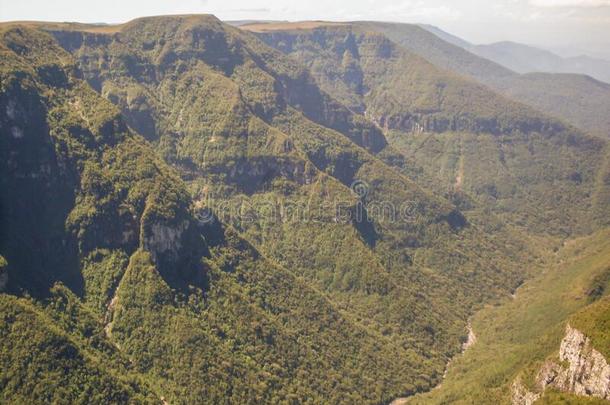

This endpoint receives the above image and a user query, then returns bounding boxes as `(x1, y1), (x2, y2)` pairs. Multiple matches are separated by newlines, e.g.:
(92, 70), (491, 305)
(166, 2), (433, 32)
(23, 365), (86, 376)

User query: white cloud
(530, 0), (610, 7)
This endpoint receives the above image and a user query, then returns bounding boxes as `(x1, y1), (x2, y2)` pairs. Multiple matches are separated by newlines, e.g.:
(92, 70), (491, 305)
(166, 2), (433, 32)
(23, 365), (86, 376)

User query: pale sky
(1, 0), (609, 58)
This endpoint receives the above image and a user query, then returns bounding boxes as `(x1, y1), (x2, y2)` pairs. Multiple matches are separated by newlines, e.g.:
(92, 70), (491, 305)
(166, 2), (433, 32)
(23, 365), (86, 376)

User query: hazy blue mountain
(368, 22), (610, 138)
(470, 41), (610, 84)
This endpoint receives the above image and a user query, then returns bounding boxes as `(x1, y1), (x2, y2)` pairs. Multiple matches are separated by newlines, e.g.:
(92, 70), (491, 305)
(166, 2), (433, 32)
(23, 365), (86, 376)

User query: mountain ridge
(247, 20), (610, 237)
(417, 25), (610, 85)
(0, 14), (608, 404)
(363, 21), (610, 139)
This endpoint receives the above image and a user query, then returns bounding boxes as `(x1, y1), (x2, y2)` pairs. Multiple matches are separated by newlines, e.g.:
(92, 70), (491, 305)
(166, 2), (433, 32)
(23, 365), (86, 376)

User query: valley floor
(401, 229), (610, 404)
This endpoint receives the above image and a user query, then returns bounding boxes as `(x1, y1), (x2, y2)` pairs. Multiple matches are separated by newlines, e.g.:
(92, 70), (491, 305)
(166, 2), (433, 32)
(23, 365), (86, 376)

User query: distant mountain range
(418, 24), (610, 85)
(367, 22), (610, 139)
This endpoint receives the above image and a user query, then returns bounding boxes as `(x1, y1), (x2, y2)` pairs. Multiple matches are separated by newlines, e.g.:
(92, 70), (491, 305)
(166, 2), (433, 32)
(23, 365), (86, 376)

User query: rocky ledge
(512, 324), (610, 404)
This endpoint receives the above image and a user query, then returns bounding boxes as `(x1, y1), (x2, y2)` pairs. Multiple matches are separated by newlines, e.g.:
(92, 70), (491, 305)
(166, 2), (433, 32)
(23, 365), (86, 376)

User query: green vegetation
(386, 130), (609, 236)
(537, 389), (610, 404)
(0, 15), (608, 404)
(49, 13), (543, 371)
(253, 24), (561, 136)
(571, 294), (610, 359)
(0, 292), (159, 404)
(252, 23), (609, 236)
(362, 21), (610, 139)
(498, 73), (610, 140)
(407, 229), (610, 404)
(0, 20), (485, 402)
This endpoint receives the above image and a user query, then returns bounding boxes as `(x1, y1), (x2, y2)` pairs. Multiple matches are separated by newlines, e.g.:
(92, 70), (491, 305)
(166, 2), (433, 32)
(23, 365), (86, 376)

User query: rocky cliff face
(512, 324), (610, 404)
(0, 26), (209, 296)
(141, 220), (190, 265)
(511, 380), (540, 405)
(539, 324), (610, 398)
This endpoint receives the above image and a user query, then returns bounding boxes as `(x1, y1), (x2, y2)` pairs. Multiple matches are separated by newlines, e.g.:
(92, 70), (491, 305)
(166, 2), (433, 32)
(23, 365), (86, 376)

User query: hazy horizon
(1, 0), (610, 59)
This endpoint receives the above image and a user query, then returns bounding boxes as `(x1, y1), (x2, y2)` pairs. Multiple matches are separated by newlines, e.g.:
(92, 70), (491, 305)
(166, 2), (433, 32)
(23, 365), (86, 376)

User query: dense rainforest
(1, 15), (609, 404)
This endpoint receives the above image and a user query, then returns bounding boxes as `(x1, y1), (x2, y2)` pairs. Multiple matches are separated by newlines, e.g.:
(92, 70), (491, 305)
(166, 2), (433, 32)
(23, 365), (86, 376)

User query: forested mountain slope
(0, 24), (440, 403)
(408, 229), (610, 404)
(0, 15), (609, 404)
(359, 22), (610, 139)
(246, 22), (610, 237)
(0, 16), (545, 403)
(246, 22), (556, 135)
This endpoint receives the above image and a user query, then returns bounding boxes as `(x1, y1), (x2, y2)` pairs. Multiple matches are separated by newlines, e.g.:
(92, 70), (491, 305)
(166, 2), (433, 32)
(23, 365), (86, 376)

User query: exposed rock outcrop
(222, 156), (316, 194)
(539, 325), (610, 399)
(462, 324), (477, 351)
(511, 324), (610, 404)
(511, 379), (540, 405)
(141, 220), (190, 265)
